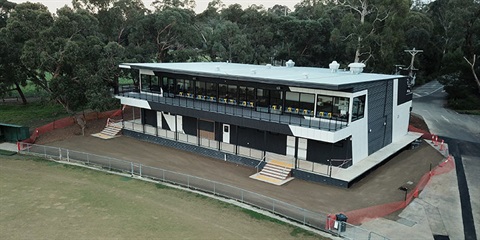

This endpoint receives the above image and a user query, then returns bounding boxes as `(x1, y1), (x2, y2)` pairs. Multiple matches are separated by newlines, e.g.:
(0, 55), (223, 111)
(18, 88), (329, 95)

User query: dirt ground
(36, 117), (445, 217)
(0, 156), (322, 240)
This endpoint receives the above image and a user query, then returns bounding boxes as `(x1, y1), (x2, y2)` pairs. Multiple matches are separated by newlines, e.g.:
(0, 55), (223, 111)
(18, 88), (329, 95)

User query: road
(413, 81), (480, 240)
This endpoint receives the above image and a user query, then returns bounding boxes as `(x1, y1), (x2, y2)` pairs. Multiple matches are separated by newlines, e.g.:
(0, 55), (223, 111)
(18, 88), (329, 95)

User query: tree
(19, 7), (107, 113)
(464, 55), (480, 94)
(268, 4), (290, 16)
(128, 7), (198, 62)
(152, 0), (196, 11)
(0, 0), (16, 28)
(331, 0), (409, 66)
(0, 2), (53, 104)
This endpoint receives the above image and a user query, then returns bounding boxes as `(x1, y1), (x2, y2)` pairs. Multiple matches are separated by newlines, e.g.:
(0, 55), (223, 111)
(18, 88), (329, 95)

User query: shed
(0, 123), (30, 142)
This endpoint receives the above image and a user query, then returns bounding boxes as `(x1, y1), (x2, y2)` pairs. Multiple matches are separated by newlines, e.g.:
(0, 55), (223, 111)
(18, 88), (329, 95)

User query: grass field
(0, 155), (327, 240)
(0, 102), (69, 128)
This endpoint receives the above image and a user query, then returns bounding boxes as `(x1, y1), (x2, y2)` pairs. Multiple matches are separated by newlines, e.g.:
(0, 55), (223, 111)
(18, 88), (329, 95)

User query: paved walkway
(0, 142), (17, 152)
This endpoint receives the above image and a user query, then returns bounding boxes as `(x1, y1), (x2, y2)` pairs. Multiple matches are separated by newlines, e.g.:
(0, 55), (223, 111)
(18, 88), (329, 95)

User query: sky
(10, 0), (300, 13)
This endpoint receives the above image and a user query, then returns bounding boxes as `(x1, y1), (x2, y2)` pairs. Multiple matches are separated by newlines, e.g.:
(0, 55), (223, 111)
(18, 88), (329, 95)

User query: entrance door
(223, 124), (230, 143)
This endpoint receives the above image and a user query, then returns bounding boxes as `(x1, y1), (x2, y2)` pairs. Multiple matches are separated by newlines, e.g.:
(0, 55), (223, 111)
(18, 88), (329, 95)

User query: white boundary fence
(18, 142), (388, 240)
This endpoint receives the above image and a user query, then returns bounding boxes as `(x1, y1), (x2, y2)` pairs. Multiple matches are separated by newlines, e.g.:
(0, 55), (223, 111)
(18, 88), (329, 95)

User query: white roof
(121, 62), (403, 90)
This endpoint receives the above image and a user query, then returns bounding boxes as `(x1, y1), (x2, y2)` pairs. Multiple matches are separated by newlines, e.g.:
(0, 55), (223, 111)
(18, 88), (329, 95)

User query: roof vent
(303, 72), (309, 79)
(266, 64), (272, 69)
(286, 59), (295, 68)
(215, 66), (220, 71)
(329, 61), (340, 73)
(348, 62), (365, 74)
(251, 69), (257, 74)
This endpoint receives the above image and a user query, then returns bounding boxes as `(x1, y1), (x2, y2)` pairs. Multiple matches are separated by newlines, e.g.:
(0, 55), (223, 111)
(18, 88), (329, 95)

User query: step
(260, 168), (289, 178)
(259, 171), (286, 180)
(249, 172), (295, 186)
(268, 159), (293, 168)
(263, 164), (289, 172)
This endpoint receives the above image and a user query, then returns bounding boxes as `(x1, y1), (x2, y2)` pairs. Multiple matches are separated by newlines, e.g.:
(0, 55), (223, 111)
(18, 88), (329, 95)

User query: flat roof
(121, 62), (404, 90)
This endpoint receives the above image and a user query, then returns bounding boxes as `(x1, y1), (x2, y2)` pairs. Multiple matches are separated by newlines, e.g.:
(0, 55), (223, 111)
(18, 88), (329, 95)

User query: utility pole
(404, 48), (423, 86)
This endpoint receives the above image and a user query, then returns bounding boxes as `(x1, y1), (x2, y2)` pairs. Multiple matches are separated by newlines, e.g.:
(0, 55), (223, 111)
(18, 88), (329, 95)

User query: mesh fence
(17, 142), (389, 239)
(20, 107), (127, 144)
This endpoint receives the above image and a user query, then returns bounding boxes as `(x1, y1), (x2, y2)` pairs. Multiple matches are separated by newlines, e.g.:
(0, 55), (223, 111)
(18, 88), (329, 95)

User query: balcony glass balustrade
(117, 85), (348, 131)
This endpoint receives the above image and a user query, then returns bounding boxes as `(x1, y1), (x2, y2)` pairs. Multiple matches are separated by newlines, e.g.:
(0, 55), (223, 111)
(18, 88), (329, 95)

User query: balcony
(117, 85), (348, 132)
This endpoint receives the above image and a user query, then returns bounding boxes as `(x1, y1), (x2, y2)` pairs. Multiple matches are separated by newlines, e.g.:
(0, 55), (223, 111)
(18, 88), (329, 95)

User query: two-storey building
(116, 61), (417, 187)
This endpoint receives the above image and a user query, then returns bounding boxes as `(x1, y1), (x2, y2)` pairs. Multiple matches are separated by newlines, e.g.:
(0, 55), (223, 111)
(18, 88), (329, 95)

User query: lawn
(0, 155), (327, 240)
(0, 102), (69, 128)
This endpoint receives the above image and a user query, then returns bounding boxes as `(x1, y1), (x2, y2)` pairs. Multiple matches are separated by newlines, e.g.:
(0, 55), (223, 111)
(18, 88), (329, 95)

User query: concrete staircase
(250, 159), (294, 186)
(92, 122), (122, 140)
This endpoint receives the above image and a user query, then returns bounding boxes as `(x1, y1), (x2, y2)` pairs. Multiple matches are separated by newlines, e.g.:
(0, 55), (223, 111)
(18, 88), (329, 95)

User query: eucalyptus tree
(0, 2), (53, 104)
(128, 7), (199, 62)
(427, 0), (480, 108)
(0, 0), (16, 28)
(328, 0), (409, 70)
(267, 4), (291, 16)
(237, 5), (276, 64)
(152, 0), (196, 11)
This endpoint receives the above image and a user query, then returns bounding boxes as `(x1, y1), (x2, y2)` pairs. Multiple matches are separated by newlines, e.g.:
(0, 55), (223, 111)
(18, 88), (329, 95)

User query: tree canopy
(0, 0), (479, 112)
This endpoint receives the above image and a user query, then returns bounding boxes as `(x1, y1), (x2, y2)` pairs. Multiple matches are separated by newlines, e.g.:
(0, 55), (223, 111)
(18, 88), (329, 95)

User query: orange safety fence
(408, 125), (433, 140)
(18, 106), (127, 147)
(327, 155), (455, 226)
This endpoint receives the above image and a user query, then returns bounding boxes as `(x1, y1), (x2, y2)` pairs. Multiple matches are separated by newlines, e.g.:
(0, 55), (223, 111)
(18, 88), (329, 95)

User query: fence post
(213, 182), (216, 195)
(303, 209), (306, 225)
(139, 164), (142, 177)
(44, 146), (46, 158)
(241, 190), (244, 202)
(59, 148), (62, 161)
(87, 153), (90, 165)
(131, 162), (134, 176)
(67, 150), (69, 162)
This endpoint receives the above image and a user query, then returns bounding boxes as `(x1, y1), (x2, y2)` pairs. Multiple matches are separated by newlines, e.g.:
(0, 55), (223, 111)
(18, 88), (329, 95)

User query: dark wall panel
(161, 115), (170, 130)
(198, 119), (214, 131)
(353, 80), (393, 155)
(142, 109), (157, 127)
(266, 132), (286, 155)
(215, 122), (223, 141)
(183, 116), (197, 136)
(236, 127), (264, 150)
(306, 138), (352, 167)
(397, 77), (413, 105)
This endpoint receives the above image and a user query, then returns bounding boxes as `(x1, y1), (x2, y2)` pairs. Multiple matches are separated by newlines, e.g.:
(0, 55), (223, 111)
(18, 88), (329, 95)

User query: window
(176, 78), (184, 96)
(352, 95), (365, 121)
(332, 97), (350, 121)
(227, 85), (237, 104)
(239, 86), (255, 107)
(140, 75), (160, 93)
(184, 79), (193, 98)
(195, 81), (206, 100)
(206, 82), (217, 101)
(219, 84), (228, 103)
(317, 95), (349, 120)
(270, 90), (283, 113)
(299, 93), (314, 116)
(285, 92), (300, 114)
(256, 89), (269, 112)
(317, 95), (334, 118)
